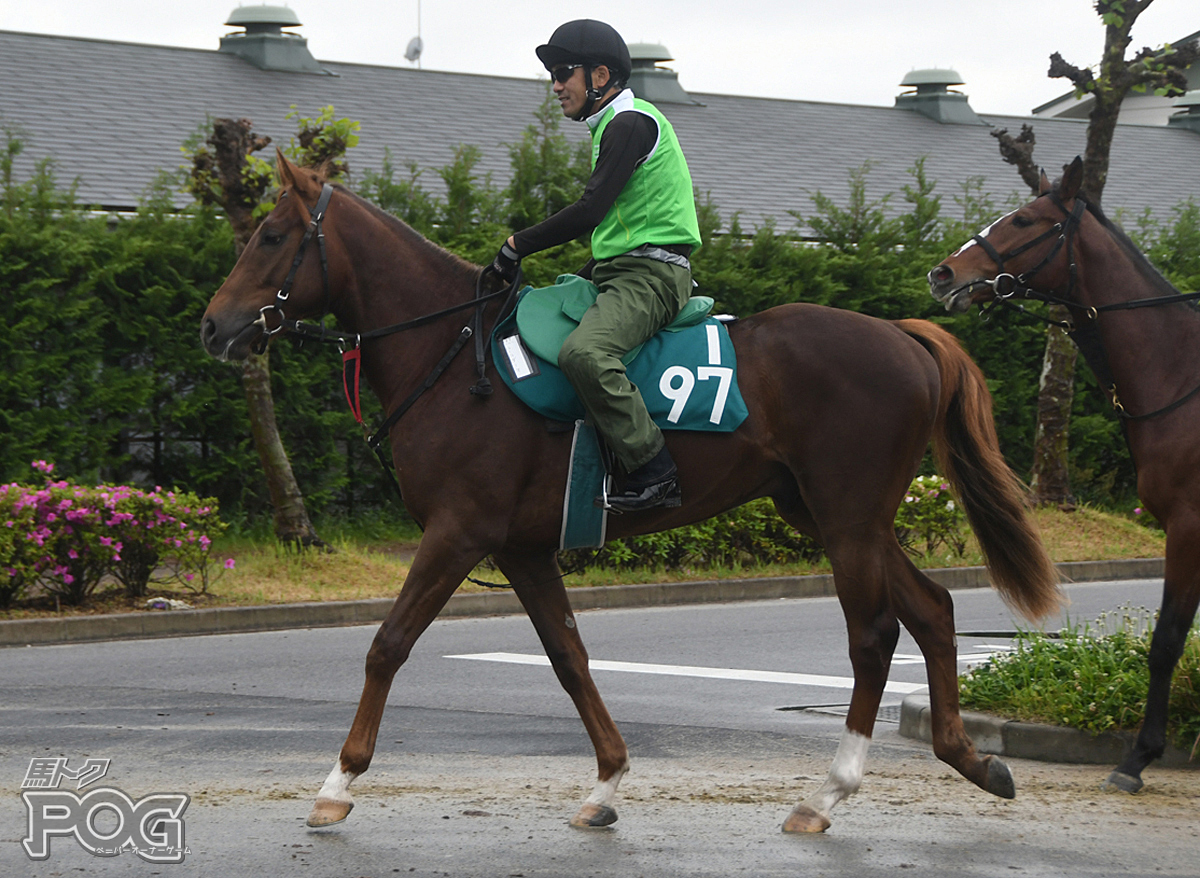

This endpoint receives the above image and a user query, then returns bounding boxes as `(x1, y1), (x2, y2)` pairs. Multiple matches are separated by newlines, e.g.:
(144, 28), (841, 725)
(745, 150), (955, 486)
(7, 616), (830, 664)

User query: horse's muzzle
(201, 314), (263, 362)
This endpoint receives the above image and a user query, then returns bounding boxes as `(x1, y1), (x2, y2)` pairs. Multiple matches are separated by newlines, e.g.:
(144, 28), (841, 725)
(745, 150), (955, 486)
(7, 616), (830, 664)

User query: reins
(253, 182), (519, 499)
(966, 192), (1200, 421)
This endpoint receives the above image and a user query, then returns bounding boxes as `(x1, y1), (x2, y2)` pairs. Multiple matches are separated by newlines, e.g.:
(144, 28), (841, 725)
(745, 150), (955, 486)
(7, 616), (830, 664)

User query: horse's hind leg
(889, 548), (1016, 799)
(307, 528), (487, 827)
(780, 525), (901, 833)
(493, 549), (630, 827)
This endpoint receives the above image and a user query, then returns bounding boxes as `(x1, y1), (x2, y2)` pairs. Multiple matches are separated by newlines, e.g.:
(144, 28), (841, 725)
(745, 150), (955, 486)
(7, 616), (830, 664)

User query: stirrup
(594, 475), (681, 513)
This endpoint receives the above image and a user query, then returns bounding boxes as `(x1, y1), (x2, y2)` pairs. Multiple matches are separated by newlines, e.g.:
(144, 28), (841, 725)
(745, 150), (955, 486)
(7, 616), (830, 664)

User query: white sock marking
(799, 728), (870, 818)
(316, 760), (357, 804)
(584, 761), (629, 808)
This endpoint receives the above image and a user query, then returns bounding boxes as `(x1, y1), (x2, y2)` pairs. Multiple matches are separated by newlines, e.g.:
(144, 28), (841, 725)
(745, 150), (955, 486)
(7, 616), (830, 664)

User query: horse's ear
(275, 148), (322, 199)
(276, 148), (298, 188)
(1060, 156), (1084, 200)
(1037, 167), (1052, 195)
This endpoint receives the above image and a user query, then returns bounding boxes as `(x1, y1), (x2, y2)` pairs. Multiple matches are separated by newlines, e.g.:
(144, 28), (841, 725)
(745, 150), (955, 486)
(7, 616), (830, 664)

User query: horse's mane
(1077, 195), (1182, 299)
(329, 182), (482, 283)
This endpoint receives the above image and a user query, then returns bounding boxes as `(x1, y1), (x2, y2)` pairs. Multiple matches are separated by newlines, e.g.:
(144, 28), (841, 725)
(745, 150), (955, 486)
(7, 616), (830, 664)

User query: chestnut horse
(201, 155), (1059, 833)
(930, 156), (1197, 793)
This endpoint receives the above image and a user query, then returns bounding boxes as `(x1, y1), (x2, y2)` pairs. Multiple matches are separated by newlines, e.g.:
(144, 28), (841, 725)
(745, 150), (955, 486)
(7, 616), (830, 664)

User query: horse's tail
(896, 319), (1063, 621)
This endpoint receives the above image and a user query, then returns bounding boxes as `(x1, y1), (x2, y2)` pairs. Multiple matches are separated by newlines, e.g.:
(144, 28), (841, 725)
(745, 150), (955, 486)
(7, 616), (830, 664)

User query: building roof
(4, 28), (1200, 236)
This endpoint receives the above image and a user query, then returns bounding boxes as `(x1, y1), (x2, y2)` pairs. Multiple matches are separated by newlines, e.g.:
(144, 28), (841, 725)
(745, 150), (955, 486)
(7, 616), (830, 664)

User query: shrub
(894, 474), (967, 558)
(561, 497), (824, 573)
(562, 473), (968, 575)
(959, 606), (1200, 754)
(0, 461), (227, 605)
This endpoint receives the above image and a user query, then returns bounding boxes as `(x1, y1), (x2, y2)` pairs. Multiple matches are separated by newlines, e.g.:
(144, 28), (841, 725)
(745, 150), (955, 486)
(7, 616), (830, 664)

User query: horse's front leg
(1106, 523), (1200, 793)
(493, 549), (630, 828)
(307, 528), (488, 827)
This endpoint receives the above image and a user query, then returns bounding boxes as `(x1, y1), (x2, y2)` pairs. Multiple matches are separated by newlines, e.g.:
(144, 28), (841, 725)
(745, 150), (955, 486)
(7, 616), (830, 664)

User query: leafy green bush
(895, 475), (967, 558)
(959, 606), (1200, 754)
(563, 473), (969, 575)
(561, 497), (824, 573)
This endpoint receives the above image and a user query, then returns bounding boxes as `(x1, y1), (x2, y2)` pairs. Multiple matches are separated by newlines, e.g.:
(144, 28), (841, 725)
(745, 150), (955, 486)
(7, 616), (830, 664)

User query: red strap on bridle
(342, 346), (363, 424)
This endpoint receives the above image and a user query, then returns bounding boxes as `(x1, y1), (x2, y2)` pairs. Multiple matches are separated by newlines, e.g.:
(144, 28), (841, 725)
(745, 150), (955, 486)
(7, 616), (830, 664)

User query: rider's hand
(491, 240), (521, 283)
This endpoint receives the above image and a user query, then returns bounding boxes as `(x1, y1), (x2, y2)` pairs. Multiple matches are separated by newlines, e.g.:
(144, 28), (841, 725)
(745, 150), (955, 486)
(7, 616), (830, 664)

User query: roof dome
(225, 5), (302, 29)
(899, 68), (964, 90)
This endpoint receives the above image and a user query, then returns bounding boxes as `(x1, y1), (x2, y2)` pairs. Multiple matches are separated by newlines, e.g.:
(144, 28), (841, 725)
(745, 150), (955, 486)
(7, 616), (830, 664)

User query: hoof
(306, 798), (354, 827)
(570, 803), (618, 828)
(782, 805), (831, 834)
(1102, 771), (1143, 794)
(984, 756), (1016, 800)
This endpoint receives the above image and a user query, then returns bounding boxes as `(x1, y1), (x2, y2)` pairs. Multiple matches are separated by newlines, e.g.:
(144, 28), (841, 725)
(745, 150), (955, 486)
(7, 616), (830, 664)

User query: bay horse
(930, 156), (1198, 794)
(201, 154), (1060, 833)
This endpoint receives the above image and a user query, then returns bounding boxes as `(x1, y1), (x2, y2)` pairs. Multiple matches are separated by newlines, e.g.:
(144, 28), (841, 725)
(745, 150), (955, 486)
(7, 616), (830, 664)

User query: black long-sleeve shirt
(510, 109), (658, 257)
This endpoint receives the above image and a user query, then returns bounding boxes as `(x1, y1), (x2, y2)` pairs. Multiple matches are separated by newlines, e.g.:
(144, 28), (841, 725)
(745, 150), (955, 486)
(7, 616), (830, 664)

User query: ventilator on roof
(894, 68), (985, 125)
(219, 5), (330, 75)
(1168, 90), (1200, 135)
(626, 43), (702, 106)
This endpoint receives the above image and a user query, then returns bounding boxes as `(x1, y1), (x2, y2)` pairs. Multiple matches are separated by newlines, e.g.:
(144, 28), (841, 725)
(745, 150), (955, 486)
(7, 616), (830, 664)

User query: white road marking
(445, 653), (926, 695)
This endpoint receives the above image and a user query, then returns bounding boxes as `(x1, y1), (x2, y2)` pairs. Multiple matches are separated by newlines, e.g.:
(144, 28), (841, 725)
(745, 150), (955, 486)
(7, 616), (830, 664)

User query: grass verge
(0, 503), (1164, 619)
(959, 605), (1200, 754)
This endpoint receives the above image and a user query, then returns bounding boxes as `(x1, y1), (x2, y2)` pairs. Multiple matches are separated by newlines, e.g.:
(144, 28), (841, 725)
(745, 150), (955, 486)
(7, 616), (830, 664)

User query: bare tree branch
(1048, 52), (1094, 92)
(992, 125), (1040, 194)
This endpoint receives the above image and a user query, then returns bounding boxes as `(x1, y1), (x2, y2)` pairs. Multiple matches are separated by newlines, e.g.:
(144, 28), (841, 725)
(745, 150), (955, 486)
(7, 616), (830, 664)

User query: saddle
(492, 274), (748, 432)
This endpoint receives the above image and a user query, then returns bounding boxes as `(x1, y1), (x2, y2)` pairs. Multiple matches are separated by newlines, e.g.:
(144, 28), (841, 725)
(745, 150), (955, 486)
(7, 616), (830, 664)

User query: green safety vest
(588, 92), (702, 261)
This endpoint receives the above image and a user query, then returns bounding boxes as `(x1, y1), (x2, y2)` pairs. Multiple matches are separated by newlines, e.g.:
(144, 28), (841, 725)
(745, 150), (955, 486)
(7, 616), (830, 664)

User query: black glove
(491, 241), (521, 283)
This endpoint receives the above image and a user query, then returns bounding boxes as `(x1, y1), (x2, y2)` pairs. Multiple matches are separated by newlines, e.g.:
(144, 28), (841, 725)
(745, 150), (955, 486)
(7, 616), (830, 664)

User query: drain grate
(776, 703), (902, 724)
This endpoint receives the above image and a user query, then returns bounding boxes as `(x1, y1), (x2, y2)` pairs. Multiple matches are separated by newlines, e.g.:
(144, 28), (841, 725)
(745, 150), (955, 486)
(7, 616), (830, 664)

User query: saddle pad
(516, 274), (716, 367)
(493, 286), (748, 433)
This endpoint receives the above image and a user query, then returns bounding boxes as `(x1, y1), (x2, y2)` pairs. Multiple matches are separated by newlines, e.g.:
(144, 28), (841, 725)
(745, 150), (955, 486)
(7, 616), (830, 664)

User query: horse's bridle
(245, 181), (518, 488)
(966, 193), (1200, 420)
(965, 193), (1087, 328)
(251, 183), (336, 349)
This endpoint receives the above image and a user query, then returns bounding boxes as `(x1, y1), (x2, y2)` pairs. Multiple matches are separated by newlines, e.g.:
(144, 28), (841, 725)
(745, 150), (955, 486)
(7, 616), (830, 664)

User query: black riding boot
(596, 445), (681, 513)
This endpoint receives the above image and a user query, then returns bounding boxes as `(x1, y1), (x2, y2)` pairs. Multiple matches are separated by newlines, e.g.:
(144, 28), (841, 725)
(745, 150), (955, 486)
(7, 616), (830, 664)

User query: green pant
(557, 255), (693, 472)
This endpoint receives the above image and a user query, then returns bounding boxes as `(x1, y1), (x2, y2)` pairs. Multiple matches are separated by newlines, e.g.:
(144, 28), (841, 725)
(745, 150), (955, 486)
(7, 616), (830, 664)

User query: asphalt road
(1, 578), (1194, 877)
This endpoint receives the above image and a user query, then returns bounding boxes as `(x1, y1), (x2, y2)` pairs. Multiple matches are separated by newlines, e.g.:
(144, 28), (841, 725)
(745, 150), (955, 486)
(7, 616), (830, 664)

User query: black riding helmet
(536, 20), (632, 119)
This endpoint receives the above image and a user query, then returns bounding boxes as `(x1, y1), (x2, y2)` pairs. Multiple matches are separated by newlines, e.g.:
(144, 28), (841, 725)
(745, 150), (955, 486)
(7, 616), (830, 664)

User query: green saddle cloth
(492, 274), (748, 432)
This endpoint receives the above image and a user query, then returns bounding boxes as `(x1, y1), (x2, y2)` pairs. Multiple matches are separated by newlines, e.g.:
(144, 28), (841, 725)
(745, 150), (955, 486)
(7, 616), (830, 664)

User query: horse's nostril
(930, 265), (954, 284)
(201, 317), (217, 347)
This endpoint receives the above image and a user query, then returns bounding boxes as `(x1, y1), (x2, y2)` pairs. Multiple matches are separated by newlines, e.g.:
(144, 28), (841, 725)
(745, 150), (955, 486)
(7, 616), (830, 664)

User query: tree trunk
(202, 118), (323, 547)
(1029, 305), (1077, 507)
(992, 126), (1078, 507)
(243, 351), (323, 546)
(1027, 4), (1198, 505)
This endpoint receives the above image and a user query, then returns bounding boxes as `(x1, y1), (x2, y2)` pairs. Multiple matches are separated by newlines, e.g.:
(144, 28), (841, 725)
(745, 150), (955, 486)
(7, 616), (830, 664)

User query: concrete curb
(0, 557), (1164, 649)
(898, 693), (1197, 768)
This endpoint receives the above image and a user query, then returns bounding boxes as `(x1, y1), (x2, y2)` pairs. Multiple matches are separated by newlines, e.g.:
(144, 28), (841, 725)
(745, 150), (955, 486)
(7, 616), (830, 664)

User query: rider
(492, 19), (702, 513)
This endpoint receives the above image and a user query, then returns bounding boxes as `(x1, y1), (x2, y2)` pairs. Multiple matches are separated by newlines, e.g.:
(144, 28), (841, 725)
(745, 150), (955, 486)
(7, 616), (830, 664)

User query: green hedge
(6, 115), (1200, 526)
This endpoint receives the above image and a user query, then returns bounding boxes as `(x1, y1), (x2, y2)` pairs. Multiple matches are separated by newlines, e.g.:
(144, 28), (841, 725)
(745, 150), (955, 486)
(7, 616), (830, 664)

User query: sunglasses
(550, 64), (584, 84)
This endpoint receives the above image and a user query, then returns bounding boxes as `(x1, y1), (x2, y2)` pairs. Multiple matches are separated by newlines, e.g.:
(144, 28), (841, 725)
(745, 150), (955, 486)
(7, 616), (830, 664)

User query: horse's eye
(1011, 215), (1035, 228)
(261, 231), (285, 246)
